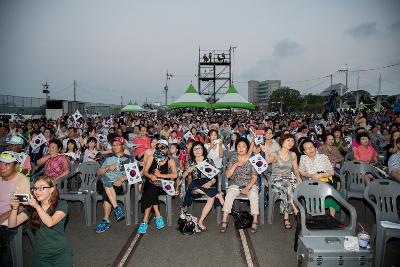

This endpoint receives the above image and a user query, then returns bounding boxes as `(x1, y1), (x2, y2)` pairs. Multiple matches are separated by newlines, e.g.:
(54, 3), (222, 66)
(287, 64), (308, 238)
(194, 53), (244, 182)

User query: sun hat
(7, 135), (25, 145)
(0, 151), (20, 163)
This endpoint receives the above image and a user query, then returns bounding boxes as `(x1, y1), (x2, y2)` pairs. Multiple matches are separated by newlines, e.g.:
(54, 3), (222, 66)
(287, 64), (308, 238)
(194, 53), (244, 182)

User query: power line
(349, 62), (400, 73)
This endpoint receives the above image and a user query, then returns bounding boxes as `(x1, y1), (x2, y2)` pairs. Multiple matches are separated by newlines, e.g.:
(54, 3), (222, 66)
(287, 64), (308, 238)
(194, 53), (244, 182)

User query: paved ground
(21, 195), (400, 267)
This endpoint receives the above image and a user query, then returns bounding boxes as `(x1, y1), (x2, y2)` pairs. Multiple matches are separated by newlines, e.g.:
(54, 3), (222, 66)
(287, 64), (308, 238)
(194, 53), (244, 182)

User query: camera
(14, 194), (30, 203)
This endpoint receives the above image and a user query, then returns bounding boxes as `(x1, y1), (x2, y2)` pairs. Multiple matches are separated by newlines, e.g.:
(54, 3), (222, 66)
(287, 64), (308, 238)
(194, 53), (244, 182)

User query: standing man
(0, 151), (30, 266)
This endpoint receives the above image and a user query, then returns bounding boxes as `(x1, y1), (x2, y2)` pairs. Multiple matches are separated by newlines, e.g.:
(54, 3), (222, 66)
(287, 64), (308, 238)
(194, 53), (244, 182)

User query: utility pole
(330, 74), (333, 91)
(280, 96), (283, 113)
(164, 70), (173, 106)
(73, 80), (77, 102)
(121, 96), (123, 108)
(337, 64), (348, 107)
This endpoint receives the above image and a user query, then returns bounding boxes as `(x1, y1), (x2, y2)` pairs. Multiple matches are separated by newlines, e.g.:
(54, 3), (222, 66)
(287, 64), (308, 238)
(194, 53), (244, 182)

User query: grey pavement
(21, 196), (400, 267)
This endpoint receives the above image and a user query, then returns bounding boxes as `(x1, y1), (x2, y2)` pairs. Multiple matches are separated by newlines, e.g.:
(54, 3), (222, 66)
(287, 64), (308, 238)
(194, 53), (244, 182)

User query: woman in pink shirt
(354, 132), (378, 184)
(133, 126), (150, 161)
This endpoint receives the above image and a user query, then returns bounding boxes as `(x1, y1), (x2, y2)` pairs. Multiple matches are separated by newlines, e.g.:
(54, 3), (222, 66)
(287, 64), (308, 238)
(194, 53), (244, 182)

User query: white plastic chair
(134, 182), (173, 226)
(224, 173), (265, 225)
(339, 161), (380, 201)
(92, 177), (133, 226)
(364, 179), (400, 267)
(293, 180), (357, 237)
(58, 162), (99, 226)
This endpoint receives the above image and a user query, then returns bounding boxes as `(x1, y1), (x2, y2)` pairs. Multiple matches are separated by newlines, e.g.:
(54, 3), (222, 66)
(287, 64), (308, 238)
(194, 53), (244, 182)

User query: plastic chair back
(364, 179), (400, 224)
(294, 180), (357, 237)
(78, 162), (100, 191)
(340, 161), (377, 199)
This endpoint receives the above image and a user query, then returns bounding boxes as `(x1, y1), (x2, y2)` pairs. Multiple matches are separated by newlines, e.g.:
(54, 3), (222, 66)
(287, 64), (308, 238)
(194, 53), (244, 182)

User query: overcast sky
(1, 0), (399, 105)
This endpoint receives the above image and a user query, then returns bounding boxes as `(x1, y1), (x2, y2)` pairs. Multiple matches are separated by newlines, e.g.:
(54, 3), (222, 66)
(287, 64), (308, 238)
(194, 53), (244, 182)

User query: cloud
(346, 22), (378, 38)
(273, 39), (304, 58)
(388, 20), (400, 31)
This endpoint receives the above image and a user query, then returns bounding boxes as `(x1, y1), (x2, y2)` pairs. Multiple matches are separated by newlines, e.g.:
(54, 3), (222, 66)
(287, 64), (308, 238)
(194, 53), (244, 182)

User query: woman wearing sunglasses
(8, 176), (72, 267)
(139, 140), (177, 234)
(182, 141), (224, 232)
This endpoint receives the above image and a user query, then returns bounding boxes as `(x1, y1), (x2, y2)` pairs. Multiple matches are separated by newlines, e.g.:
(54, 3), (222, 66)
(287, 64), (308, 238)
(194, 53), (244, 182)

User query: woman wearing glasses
(139, 140), (177, 234)
(182, 141), (224, 232)
(8, 176), (73, 267)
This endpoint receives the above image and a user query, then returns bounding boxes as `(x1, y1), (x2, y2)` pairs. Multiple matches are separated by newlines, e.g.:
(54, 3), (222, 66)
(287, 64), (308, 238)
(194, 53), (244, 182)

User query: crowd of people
(1, 107), (399, 266)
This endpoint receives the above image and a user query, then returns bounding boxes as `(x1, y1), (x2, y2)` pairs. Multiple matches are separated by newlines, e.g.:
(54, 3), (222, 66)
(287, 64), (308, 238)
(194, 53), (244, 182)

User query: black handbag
(231, 209), (253, 229)
(177, 209), (198, 235)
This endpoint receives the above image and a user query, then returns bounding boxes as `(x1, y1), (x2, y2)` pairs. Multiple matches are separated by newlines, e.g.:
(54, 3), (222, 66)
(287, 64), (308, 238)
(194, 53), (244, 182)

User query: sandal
(220, 221), (228, 233)
(198, 224), (207, 232)
(284, 218), (292, 230)
(251, 222), (258, 233)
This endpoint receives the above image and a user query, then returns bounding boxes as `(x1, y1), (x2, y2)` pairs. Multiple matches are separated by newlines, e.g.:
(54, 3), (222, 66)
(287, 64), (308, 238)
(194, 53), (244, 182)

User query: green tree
(301, 94), (325, 113)
(268, 87), (302, 112)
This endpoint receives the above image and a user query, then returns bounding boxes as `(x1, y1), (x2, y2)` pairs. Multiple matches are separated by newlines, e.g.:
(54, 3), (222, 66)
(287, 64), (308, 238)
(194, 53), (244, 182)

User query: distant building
(248, 80), (281, 110)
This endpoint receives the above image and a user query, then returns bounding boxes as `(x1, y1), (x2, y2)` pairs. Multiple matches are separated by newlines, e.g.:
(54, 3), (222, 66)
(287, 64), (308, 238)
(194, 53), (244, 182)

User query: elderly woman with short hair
(299, 139), (339, 217)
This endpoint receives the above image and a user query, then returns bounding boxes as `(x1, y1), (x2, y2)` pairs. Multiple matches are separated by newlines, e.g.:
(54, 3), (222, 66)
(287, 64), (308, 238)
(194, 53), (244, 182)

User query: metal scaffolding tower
(198, 47), (233, 103)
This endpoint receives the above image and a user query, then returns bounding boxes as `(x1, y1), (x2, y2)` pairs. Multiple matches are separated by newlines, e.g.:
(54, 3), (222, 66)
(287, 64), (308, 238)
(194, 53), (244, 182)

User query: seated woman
(266, 134), (302, 230)
(182, 141), (224, 232)
(82, 137), (100, 163)
(384, 130), (399, 166)
(204, 129), (225, 170)
(332, 127), (349, 156)
(221, 138), (259, 233)
(318, 133), (344, 169)
(139, 139), (177, 234)
(261, 127), (280, 155)
(8, 176), (72, 266)
(354, 132), (379, 184)
(299, 139), (339, 217)
(64, 139), (80, 164)
(36, 139), (70, 182)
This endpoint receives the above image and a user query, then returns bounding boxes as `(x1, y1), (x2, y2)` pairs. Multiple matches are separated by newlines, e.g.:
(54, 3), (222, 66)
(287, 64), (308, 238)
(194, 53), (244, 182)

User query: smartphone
(14, 193), (30, 203)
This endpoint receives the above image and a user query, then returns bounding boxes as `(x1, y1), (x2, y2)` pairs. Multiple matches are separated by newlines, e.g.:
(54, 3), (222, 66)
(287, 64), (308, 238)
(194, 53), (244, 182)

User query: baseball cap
(7, 135), (25, 145)
(110, 136), (126, 145)
(157, 139), (169, 147)
(0, 151), (20, 163)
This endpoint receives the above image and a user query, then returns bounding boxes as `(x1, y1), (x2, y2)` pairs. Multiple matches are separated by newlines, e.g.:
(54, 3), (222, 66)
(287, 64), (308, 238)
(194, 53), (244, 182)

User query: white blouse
(299, 153), (333, 174)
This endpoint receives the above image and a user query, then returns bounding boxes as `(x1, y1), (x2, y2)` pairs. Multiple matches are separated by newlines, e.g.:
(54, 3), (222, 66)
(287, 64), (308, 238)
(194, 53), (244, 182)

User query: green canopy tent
(357, 102), (368, 110)
(168, 84), (211, 109)
(340, 102), (351, 109)
(121, 101), (145, 112)
(212, 85), (255, 110)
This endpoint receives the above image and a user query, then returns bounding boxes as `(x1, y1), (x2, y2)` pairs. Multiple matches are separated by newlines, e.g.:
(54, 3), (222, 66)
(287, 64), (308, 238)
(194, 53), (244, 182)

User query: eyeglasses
(193, 146), (203, 151)
(158, 145), (168, 150)
(31, 186), (52, 192)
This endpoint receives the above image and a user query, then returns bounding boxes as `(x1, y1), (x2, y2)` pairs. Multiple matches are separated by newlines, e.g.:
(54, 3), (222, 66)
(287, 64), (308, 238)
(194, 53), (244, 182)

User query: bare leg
(153, 205), (161, 217)
(222, 211), (229, 223)
(290, 200), (299, 215)
(329, 207), (336, 217)
(103, 201), (112, 221)
(143, 207), (152, 223)
(104, 187), (117, 208)
(198, 197), (215, 227)
(216, 193), (225, 206)
(252, 214), (258, 223)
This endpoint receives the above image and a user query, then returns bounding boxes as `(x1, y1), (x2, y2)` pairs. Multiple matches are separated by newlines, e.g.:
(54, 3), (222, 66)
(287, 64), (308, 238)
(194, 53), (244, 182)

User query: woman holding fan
(139, 140), (177, 234)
